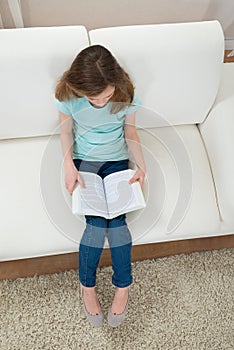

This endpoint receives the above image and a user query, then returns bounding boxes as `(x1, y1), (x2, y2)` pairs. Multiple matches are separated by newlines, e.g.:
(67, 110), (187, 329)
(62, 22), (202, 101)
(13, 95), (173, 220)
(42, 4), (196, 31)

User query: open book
(72, 169), (146, 219)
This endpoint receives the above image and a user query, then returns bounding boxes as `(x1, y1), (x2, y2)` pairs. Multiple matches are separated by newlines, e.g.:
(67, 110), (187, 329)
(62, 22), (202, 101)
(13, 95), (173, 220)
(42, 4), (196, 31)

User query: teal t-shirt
(54, 91), (142, 161)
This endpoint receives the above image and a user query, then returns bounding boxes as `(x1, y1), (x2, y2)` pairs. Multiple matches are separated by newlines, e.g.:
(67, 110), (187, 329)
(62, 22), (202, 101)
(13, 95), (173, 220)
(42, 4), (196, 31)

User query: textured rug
(0, 248), (233, 350)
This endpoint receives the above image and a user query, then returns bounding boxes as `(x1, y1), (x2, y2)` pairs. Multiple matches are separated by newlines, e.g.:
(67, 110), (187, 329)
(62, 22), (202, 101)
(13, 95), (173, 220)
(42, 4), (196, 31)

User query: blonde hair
(55, 45), (135, 114)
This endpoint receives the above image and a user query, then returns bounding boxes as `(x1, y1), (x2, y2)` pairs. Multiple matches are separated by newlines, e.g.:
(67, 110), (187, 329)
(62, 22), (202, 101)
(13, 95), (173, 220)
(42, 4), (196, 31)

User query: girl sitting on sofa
(54, 45), (146, 328)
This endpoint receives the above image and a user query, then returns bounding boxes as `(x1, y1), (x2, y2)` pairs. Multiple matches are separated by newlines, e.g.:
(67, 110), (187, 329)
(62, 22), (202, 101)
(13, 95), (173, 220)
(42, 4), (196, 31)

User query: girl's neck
(88, 101), (108, 109)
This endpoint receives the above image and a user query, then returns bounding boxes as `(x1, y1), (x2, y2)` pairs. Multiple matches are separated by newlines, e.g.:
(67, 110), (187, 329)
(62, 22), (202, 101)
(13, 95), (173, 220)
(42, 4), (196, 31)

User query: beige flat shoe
(80, 283), (104, 328)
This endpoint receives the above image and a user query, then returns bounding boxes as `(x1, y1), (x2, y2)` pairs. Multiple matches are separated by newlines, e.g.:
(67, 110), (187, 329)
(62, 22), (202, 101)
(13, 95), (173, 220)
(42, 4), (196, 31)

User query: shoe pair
(80, 283), (129, 328)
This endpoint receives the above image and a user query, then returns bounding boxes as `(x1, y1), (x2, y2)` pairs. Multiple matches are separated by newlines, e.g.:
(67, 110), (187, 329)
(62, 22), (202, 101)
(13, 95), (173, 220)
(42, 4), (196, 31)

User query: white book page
(104, 169), (145, 218)
(75, 171), (108, 216)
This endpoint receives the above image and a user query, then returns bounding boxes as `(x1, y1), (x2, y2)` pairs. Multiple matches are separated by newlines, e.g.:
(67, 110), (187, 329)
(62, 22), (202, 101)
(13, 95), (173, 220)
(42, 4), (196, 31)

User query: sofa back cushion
(0, 21), (224, 140)
(0, 26), (89, 140)
(89, 21), (224, 127)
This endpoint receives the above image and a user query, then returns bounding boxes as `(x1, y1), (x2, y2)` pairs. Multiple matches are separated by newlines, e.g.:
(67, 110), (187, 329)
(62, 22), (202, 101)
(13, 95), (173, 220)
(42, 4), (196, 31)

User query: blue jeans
(73, 158), (133, 288)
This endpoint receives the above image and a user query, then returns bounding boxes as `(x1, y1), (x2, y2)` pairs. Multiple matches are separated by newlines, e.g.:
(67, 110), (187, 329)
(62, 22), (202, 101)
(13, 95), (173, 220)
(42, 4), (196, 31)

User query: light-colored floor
(1, 248), (233, 350)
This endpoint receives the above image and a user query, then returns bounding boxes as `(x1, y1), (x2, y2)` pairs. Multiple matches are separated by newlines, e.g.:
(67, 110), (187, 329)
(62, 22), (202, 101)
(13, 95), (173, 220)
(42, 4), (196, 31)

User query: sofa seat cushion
(0, 124), (222, 261)
(0, 136), (82, 261)
(127, 124), (222, 244)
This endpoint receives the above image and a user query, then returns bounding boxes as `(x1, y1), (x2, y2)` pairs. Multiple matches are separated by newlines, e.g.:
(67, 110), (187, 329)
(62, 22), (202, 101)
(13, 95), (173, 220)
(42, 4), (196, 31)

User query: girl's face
(85, 85), (115, 107)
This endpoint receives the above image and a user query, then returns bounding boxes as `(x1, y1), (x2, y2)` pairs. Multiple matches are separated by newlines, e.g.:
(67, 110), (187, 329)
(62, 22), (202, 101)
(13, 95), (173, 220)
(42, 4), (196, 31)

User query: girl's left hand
(129, 168), (145, 187)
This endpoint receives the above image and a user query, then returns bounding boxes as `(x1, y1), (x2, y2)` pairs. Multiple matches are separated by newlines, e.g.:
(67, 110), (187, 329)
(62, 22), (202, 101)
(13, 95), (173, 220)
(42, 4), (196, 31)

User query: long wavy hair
(55, 45), (135, 114)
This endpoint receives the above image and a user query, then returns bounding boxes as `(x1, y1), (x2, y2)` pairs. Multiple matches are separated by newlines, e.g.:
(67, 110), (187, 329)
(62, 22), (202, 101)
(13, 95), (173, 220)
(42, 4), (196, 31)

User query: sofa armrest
(198, 63), (234, 225)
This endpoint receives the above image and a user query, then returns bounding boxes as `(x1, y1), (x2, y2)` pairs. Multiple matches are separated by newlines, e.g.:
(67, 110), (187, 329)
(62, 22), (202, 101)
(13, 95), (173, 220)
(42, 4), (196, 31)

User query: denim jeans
(73, 158), (133, 288)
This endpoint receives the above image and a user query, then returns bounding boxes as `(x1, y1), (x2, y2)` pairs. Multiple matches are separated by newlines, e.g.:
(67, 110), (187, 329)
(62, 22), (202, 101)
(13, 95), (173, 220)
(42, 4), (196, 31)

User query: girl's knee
(107, 226), (132, 248)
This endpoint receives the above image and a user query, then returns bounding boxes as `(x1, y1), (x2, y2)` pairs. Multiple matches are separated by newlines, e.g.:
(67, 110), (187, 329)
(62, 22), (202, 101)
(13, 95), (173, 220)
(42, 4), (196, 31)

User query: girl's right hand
(64, 163), (85, 195)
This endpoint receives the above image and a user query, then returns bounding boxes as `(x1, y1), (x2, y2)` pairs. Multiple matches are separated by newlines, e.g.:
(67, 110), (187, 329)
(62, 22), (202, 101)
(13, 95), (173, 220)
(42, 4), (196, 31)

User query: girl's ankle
(116, 286), (129, 292)
(82, 285), (96, 291)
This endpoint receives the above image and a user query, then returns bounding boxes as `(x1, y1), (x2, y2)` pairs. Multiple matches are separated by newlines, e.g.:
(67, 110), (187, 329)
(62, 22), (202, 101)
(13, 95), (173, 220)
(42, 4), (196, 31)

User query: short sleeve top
(54, 90), (142, 161)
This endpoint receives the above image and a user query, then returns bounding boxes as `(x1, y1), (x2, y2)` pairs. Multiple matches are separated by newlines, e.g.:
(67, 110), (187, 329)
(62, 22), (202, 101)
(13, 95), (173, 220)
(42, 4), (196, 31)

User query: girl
(54, 45), (146, 328)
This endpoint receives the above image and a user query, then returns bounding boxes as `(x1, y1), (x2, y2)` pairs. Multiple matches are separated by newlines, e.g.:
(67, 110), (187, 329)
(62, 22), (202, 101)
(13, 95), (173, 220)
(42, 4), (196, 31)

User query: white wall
(1, 0), (234, 40)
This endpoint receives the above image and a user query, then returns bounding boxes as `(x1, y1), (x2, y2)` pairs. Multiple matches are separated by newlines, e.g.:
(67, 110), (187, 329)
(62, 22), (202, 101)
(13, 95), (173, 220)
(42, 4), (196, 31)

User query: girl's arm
(124, 112), (146, 187)
(60, 112), (85, 194)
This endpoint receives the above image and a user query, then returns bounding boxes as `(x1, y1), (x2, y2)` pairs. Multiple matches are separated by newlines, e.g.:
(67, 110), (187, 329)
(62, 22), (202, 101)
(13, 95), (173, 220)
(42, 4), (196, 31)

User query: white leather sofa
(0, 21), (233, 265)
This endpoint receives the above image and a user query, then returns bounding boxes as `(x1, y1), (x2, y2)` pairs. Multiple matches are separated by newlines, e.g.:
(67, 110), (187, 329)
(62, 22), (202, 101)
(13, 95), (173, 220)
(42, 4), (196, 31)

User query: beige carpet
(0, 248), (233, 350)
